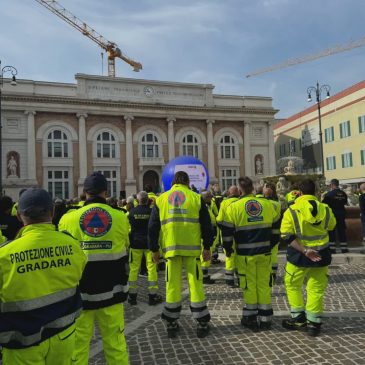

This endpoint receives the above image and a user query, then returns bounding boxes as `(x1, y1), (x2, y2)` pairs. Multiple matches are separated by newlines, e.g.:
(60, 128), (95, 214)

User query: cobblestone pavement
(87, 253), (365, 365)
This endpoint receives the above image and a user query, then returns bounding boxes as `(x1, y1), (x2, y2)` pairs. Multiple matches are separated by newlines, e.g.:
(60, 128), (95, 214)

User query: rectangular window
(98, 169), (118, 197)
(361, 149), (365, 165)
(359, 116), (365, 133)
(288, 140), (296, 154)
(341, 152), (353, 168)
(220, 168), (238, 191)
(326, 156), (336, 170)
(47, 169), (70, 199)
(339, 121), (351, 138)
(324, 127), (334, 143)
(279, 144), (286, 157)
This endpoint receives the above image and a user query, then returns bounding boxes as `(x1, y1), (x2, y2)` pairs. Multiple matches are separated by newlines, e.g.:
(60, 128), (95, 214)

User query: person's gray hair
(137, 191), (149, 205)
(126, 196), (135, 204)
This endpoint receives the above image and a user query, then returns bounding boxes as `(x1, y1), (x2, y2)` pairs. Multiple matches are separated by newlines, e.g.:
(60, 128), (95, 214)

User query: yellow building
(274, 80), (365, 185)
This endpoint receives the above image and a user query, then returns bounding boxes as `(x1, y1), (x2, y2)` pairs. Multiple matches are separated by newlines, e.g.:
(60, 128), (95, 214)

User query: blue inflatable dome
(162, 156), (209, 192)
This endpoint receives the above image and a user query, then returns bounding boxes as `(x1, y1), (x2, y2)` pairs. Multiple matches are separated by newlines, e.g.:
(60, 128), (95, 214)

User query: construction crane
(35, 0), (142, 77)
(246, 35), (365, 78)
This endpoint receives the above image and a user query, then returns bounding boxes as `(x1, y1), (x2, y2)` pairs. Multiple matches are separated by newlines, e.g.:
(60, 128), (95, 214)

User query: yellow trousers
(284, 261), (328, 323)
(72, 303), (128, 365)
(162, 256), (210, 322)
(224, 249), (236, 282)
(129, 248), (158, 294)
(236, 254), (273, 322)
(2, 324), (76, 365)
(271, 244), (279, 275)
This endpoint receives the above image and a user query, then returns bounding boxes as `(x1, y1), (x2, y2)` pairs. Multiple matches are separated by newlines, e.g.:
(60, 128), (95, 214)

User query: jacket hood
(292, 195), (327, 224)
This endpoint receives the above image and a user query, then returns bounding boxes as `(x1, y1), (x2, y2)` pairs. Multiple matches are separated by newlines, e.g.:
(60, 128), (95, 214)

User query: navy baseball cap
(18, 188), (53, 218)
(83, 172), (108, 194)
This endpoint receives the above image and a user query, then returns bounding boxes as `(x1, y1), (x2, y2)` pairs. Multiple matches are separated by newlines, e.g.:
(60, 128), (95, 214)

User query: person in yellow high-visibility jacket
(0, 188), (86, 365)
(59, 172), (130, 364)
(281, 178), (336, 337)
(148, 171), (214, 339)
(221, 177), (280, 331)
(216, 185), (241, 287)
(262, 182), (282, 282)
(200, 191), (219, 284)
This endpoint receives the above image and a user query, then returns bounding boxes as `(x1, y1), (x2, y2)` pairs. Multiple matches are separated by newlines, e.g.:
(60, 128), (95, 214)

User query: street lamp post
(307, 81), (330, 176)
(0, 61), (18, 196)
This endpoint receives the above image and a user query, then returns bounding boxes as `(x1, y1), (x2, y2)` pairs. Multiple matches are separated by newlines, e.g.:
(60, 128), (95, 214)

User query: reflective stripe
(237, 241), (270, 250)
(81, 284), (128, 302)
(259, 316), (272, 322)
(225, 270), (234, 275)
(300, 234), (328, 241)
(303, 242), (330, 251)
(258, 304), (272, 310)
(161, 217), (199, 225)
(243, 309), (258, 316)
(190, 300), (207, 308)
(236, 223), (272, 231)
(220, 221), (234, 228)
(128, 287), (138, 294)
(163, 245), (200, 253)
(192, 308), (210, 319)
(165, 302), (182, 309)
(245, 304), (258, 310)
(162, 309), (180, 319)
(324, 207), (330, 230)
(148, 281), (158, 287)
(222, 236), (233, 242)
(289, 208), (328, 242)
(0, 309), (80, 347)
(86, 251), (127, 262)
(1, 287), (77, 313)
(290, 208), (301, 236)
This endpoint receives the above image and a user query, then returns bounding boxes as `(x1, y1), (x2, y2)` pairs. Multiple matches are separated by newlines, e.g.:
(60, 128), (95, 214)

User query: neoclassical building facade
(1, 74), (277, 199)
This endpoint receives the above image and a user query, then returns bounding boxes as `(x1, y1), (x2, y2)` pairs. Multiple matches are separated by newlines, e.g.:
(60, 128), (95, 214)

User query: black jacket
(128, 204), (152, 249)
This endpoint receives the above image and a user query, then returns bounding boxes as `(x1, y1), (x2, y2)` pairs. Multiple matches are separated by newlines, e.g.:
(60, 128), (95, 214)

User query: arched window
(96, 131), (116, 158)
(47, 130), (69, 158)
(141, 132), (159, 158)
(182, 133), (199, 158)
(220, 134), (236, 159)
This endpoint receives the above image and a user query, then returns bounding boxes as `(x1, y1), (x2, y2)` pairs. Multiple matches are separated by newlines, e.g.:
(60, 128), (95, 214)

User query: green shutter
(333, 156), (336, 169)
(326, 157), (329, 170)
(325, 129), (328, 143)
(341, 154), (344, 167)
(350, 152), (353, 167)
(361, 150), (365, 166)
(340, 124), (343, 138)
(331, 127), (334, 141)
(348, 121), (351, 137)
(359, 117), (362, 133)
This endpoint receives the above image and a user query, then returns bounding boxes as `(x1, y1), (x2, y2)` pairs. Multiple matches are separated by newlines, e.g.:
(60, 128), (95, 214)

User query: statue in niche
(254, 154), (264, 175)
(7, 151), (20, 178)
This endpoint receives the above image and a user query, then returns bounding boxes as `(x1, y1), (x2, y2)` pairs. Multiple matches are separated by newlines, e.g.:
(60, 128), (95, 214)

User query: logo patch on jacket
(80, 207), (112, 237)
(168, 191), (186, 207)
(245, 200), (263, 222)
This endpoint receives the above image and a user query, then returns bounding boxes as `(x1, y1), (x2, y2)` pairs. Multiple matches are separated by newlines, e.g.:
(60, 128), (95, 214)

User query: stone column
(25, 110), (37, 183)
(77, 113), (88, 194)
(206, 119), (217, 182)
(167, 116), (176, 161)
(244, 121), (252, 177)
(268, 120), (276, 175)
(124, 115), (136, 196)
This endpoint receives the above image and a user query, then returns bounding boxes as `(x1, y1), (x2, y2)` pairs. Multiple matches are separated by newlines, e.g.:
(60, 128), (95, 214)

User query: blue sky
(1, 0), (365, 118)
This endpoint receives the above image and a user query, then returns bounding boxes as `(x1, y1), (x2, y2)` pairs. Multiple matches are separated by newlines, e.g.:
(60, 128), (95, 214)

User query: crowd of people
(0, 172), (365, 364)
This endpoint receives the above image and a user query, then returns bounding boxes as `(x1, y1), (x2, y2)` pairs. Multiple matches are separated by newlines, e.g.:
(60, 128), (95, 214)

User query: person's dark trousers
(329, 214), (348, 253)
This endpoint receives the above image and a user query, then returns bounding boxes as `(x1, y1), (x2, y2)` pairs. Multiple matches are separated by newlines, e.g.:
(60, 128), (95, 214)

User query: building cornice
(2, 94), (278, 118)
